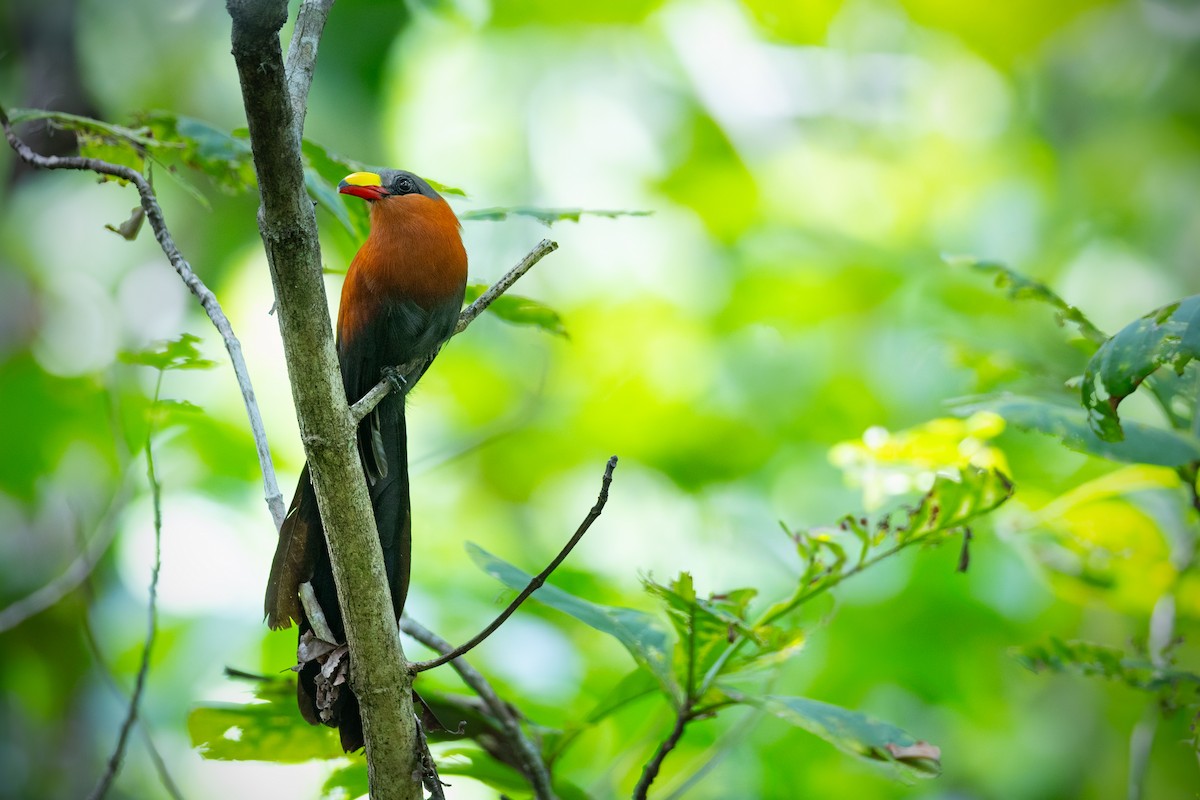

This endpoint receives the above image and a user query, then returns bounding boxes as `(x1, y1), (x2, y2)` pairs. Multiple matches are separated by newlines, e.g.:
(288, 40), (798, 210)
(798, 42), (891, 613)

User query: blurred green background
(2, 0), (1199, 797)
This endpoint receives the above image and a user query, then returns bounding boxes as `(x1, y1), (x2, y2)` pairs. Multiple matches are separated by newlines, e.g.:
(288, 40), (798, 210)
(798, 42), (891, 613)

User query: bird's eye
(396, 178), (415, 194)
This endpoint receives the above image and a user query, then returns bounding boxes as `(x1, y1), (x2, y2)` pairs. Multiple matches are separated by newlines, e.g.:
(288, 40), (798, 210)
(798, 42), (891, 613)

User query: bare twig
(283, 0), (336, 134)
(87, 372), (167, 800)
(298, 580), (337, 643)
(633, 710), (690, 800)
(349, 239), (560, 424)
(662, 707), (762, 800)
(412, 455), (617, 673)
(81, 617), (185, 800)
(400, 617), (557, 800)
(414, 714), (447, 800)
(455, 239), (559, 335)
(0, 105), (287, 531)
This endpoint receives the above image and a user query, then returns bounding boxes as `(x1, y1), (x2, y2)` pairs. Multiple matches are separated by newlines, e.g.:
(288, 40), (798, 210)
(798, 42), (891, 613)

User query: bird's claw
(382, 366), (408, 395)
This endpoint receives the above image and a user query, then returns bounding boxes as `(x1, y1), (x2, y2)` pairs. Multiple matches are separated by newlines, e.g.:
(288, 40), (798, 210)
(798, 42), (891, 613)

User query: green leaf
(322, 762), (368, 800)
(463, 283), (567, 336)
(954, 257), (1107, 347)
(644, 574), (760, 699)
(8, 107), (169, 149)
(424, 176), (467, 197)
(590, 669), (660, 722)
(757, 467), (1010, 628)
(749, 694), (941, 777)
(726, 624), (806, 676)
(76, 132), (144, 184)
(545, 669), (661, 763)
(141, 112), (256, 193)
(300, 139), (370, 239)
(119, 333), (217, 372)
(300, 138), (465, 197)
(460, 206), (650, 225)
(467, 543), (677, 697)
(1015, 637), (1200, 698)
(148, 399), (205, 429)
(1082, 295), (1200, 442)
(954, 395), (1200, 467)
(900, 466), (1013, 542)
(305, 167), (361, 239)
(188, 677), (342, 762)
(438, 746), (528, 792)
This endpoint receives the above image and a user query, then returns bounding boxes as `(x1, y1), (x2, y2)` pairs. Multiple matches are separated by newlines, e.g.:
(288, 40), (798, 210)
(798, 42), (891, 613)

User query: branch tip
(411, 455), (618, 673)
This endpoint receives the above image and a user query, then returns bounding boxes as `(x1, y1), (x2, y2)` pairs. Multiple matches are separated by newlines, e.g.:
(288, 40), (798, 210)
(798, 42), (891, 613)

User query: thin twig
(662, 707), (762, 800)
(414, 714), (447, 800)
(80, 617), (185, 800)
(411, 455), (617, 673)
(87, 372), (167, 800)
(0, 105), (287, 531)
(400, 616), (557, 800)
(349, 239), (559, 424)
(632, 711), (690, 800)
(283, 0), (336, 134)
(455, 239), (559, 335)
(299, 580), (337, 643)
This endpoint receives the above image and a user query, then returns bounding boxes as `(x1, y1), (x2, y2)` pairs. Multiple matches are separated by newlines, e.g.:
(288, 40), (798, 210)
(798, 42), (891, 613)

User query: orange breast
(337, 193), (468, 341)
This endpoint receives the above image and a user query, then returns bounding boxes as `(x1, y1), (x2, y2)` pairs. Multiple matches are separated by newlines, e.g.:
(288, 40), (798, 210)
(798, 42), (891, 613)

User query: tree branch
(225, 2), (418, 796)
(633, 710), (690, 800)
(284, 0), (336, 134)
(412, 455), (617, 673)
(349, 238), (559, 424)
(400, 616), (557, 800)
(0, 104), (288, 531)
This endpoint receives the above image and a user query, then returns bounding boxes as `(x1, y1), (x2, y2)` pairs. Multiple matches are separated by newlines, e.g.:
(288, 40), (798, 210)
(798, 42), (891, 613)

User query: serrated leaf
(1082, 295), (1200, 442)
(954, 257), (1107, 347)
(644, 574), (760, 698)
(463, 283), (567, 336)
(467, 543), (677, 697)
(1015, 637), (1200, 698)
(460, 206), (651, 225)
(119, 333), (217, 372)
(747, 693), (941, 777)
(9, 107), (169, 149)
(954, 394), (1200, 467)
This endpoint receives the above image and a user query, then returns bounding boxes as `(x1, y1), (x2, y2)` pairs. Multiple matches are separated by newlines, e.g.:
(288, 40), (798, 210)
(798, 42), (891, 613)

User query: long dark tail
(265, 392), (410, 752)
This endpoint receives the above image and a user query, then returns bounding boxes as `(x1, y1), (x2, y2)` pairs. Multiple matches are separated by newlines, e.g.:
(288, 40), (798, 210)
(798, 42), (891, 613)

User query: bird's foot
(382, 366), (408, 395)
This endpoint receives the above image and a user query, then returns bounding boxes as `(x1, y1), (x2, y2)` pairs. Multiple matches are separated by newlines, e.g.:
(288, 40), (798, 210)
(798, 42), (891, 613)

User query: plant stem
(632, 710), (690, 800)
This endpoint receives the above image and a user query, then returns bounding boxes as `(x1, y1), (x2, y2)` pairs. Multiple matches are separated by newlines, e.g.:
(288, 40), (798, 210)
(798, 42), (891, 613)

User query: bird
(263, 168), (467, 752)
